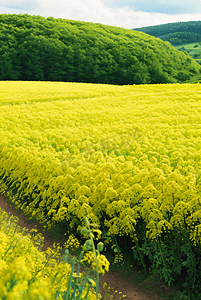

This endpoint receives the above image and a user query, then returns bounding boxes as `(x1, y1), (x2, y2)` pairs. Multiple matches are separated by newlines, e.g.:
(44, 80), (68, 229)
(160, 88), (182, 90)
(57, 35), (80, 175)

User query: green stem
(86, 217), (100, 299)
(156, 236), (171, 284)
(65, 257), (76, 300)
(133, 238), (148, 277)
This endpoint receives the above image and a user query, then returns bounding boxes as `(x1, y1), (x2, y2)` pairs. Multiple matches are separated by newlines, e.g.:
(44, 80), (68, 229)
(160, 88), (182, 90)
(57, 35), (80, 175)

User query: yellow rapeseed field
(1, 81), (201, 289)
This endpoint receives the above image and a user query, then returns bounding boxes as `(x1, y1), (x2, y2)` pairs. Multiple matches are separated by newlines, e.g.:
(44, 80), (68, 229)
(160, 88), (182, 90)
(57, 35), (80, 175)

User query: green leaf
(97, 242), (104, 252)
(84, 239), (92, 251)
(81, 227), (90, 236)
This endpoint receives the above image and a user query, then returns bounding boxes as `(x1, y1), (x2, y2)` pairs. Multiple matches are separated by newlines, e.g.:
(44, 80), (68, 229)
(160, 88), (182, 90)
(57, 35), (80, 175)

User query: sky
(1, 0), (201, 29)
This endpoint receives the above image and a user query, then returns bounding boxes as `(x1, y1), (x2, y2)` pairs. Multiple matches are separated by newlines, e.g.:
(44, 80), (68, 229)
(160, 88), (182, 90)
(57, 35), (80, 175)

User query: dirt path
(0, 193), (170, 300)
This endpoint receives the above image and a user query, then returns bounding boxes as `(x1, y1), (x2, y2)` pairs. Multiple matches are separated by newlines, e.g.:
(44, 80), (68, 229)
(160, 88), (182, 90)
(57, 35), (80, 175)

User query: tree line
(164, 32), (201, 45)
(133, 21), (201, 39)
(0, 14), (200, 84)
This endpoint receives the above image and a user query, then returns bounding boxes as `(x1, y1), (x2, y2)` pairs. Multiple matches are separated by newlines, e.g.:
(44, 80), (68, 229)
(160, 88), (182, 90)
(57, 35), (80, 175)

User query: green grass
(174, 42), (201, 64)
(173, 41), (201, 83)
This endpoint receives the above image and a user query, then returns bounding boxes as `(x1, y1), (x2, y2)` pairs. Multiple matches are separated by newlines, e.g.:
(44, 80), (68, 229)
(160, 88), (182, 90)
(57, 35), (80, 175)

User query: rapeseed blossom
(1, 81), (201, 290)
(0, 208), (102, 300)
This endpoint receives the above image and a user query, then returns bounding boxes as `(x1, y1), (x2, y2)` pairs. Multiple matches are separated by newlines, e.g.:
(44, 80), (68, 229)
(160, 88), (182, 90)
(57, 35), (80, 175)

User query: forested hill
(133, 21), (201, 38)
(0, 14), (200, 84)
(133, 21), (201, 45)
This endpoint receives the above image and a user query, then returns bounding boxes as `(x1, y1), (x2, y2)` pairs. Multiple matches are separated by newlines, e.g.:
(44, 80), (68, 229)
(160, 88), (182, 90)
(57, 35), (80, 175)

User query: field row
(1, 82), (201, 291)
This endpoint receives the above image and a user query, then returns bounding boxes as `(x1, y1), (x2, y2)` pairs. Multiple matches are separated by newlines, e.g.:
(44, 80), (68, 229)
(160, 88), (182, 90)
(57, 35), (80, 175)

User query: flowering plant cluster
(0, 209), (109, 299)
(1, 81), (201, 296)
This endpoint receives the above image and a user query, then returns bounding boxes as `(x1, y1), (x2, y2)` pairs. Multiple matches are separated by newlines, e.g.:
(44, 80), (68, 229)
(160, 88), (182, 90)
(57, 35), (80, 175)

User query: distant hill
(0, 14), (200, 84)
(133, 21), (201, 66)
(133, 21), (201, 41)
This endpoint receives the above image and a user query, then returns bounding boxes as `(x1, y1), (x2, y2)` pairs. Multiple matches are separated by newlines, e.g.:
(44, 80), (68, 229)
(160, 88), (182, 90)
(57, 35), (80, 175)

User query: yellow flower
(0, 231), (8, 257)
(88, 278), (96, 287)
(0, 259), (7, 275)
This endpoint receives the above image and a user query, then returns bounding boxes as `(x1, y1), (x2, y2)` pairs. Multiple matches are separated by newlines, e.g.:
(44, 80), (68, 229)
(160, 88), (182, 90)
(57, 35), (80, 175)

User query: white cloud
(131, 12), (201, 29)
(102, 0), (201, 14)
(0, 0), (39, 11)
(0, 0), (201, 29)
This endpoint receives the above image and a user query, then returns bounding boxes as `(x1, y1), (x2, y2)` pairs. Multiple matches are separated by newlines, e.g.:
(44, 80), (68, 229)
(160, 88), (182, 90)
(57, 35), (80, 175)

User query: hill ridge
(0, 14), (200, 84)
(133, 20), (201, 40)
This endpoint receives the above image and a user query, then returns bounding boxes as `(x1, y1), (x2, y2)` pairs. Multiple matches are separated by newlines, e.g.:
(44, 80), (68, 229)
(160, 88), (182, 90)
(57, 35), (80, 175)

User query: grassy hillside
(0, 14), (200, 84)
(133, 21), (201, 73)
(175, 42), (201, 64)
